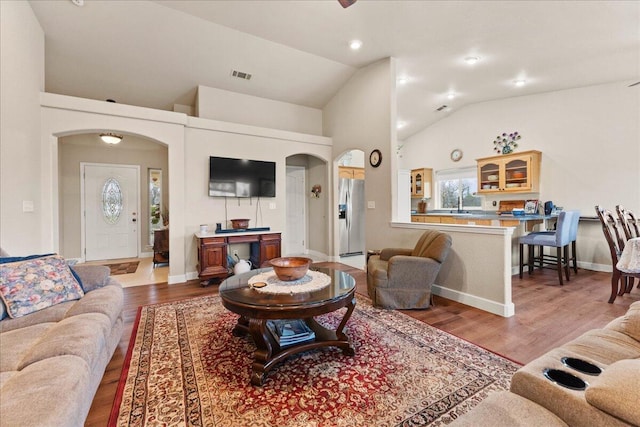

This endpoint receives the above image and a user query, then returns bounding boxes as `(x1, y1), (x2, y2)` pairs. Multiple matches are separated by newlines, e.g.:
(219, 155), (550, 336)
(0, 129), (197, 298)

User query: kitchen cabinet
(477, 150), (541, 194)
(410, 168), (433, 198)
(338, 166), (365, 180)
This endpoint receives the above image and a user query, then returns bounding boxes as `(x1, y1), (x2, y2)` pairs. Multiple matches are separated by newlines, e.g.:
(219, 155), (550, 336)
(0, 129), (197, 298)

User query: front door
(83, 163), (139, 261)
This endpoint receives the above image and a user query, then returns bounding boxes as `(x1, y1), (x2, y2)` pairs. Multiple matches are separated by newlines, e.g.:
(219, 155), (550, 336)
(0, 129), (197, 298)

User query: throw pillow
(0, 254), (54, 320)
(0, 254), (85, 319)
(0, 253), (84, 291)
(585, 359), (640, 426)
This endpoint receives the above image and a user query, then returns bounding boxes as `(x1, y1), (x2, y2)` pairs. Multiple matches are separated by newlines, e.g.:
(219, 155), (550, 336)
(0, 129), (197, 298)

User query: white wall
(0, 1), (45, 254)
(401, 81), (640, 268)
(197, 85), (323, 136)
(323, 58), (398, 255)
(184, 117), (332, 277)
(40, 94), (187, 283)
(402, 81), (640, 214)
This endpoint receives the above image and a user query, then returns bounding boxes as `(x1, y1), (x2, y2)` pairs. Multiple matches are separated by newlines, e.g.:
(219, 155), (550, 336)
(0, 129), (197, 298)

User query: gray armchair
(367, 229), (452, 309)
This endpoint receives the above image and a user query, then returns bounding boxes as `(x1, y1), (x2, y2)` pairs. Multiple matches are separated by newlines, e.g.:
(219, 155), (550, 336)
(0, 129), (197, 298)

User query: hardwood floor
(86, 264), (638, 426)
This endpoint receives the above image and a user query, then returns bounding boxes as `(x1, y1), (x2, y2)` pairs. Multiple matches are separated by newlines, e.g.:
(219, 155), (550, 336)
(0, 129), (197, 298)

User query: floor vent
(231, 70), (252, 80)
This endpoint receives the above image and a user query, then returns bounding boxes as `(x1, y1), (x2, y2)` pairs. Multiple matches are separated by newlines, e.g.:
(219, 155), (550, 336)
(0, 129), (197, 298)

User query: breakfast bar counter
(411, 212), (554, 232)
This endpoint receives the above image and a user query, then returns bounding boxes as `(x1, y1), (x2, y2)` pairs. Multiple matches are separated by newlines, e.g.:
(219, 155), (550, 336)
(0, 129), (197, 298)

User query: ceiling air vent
(436, 105), (448, 112)
(629, 81), (640, 87)
(231, 70), (252, 80)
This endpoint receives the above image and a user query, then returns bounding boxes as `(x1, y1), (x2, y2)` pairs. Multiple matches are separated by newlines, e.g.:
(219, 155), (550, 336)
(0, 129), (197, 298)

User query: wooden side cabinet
(258, 233), (282, 266)
(198, 237), (228, 282)
(196, 231), (282, 285)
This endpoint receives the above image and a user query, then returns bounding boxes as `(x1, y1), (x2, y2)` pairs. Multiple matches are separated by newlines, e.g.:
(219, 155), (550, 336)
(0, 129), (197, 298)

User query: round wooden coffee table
(220, 266), (356, 386)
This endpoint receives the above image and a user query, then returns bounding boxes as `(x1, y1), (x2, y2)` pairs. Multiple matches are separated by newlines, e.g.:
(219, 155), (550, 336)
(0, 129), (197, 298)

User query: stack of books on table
(267, 319), (315, 347)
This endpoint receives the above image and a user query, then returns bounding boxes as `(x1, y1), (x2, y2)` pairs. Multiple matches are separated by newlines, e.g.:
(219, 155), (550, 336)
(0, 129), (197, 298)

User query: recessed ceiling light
(447, 92), (456, 100)
(464, 56), (480, 65)
(513, 79), (527, 87)
(397, 76), (409, 85)
(349, 39), (363, 50)
(397, 121), (407, 129)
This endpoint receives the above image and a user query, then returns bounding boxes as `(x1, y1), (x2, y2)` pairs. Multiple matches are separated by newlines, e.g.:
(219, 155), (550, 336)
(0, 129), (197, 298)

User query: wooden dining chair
(616, 205), (640, 240)
(615, 205), (639, 292)
(595, 205), (638, 303)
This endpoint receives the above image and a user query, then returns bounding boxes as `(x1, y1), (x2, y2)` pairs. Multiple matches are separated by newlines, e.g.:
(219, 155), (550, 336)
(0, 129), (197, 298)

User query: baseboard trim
(432, 285), (515, 318)
(168, 274), (187, 285)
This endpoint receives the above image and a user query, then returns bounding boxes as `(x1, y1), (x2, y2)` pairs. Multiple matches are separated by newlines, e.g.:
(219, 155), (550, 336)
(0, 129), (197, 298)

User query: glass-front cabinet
(411, 168), (433, 198)
(477, 150), (541, 194)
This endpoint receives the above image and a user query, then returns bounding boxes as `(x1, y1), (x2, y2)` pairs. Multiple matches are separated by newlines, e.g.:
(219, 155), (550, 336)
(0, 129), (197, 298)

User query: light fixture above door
(100, 133), (123, 144)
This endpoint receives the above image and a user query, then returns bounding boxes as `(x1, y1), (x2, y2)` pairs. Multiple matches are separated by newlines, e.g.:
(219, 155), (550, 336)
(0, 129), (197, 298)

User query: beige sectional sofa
(0, 264), (124, 427)
(452, 301), (640, 426)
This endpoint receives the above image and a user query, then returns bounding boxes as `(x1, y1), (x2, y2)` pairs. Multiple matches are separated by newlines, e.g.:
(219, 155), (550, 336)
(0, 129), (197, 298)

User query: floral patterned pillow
(0, 254), (85, 318)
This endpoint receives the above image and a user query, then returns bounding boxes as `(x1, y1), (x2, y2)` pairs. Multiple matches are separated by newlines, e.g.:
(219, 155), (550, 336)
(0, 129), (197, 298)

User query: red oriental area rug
(109, 295), (520, 426)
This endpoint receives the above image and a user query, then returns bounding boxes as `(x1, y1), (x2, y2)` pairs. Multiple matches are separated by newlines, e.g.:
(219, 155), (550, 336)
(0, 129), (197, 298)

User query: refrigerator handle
(345, 185), (350, 229)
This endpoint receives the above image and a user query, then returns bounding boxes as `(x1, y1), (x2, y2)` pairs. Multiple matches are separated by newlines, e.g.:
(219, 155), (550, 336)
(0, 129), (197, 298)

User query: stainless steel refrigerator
(338, 178), (365, 256)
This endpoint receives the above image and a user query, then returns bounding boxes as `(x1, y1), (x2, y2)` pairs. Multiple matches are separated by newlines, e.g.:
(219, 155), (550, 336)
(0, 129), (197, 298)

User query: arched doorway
(284, 154), (329, 260)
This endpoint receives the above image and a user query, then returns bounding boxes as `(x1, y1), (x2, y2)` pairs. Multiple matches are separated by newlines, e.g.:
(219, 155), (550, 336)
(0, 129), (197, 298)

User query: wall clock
(369, 149), (382, 168)
(450, 149), (463, 162)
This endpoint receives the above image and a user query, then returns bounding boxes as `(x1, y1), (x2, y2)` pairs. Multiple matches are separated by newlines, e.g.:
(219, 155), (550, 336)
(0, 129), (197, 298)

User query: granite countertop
(411, 211), (554, 221)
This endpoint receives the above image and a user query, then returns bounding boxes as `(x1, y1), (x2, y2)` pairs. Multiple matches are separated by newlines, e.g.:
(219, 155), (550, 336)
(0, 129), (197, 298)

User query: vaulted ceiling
(30, 0), (640, 140)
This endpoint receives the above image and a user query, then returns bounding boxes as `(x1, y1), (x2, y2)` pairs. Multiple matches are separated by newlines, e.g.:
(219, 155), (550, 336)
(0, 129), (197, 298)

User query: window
(435, 167), (482, 210)
(102, 178), (123, 224)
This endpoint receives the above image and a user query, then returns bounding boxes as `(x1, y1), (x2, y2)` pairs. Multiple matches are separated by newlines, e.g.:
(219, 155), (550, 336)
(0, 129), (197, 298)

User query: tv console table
(195, 230), (281, 285)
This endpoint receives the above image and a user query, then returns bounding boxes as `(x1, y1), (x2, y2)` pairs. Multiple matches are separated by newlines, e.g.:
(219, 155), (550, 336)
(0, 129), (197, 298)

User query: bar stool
(528, 211), (580, 276)
(518, 211), (579, 285)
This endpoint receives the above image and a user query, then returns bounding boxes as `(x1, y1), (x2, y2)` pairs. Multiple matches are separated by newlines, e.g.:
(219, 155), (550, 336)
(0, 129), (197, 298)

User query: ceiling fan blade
(338, 0), (357, 8)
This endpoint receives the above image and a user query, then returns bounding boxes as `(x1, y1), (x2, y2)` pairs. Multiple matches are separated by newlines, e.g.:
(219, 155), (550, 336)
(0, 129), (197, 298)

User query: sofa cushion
(70, 264), (110, 292)
(0, 254), (84, 318)
(64, 282), (123, 327)
(0, 323), (53, 372)
(449, 391), (568, 426)
(561, 328), (640, 364)
(18, 312), (111, 370)
(0, 300), (75, 333)
(606, 301), (640, 342)
(0, 355), (92, 427)
(585, 359), (640, 426)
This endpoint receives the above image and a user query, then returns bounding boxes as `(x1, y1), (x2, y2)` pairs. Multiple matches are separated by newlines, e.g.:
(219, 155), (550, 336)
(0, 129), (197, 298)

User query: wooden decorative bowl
(230, 218), (250, 229)
(269, 257), (312, 281)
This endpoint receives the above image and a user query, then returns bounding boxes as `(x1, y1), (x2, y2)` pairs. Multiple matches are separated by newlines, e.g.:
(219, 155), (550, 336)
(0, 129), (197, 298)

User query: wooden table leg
(248, 318), (273, 386)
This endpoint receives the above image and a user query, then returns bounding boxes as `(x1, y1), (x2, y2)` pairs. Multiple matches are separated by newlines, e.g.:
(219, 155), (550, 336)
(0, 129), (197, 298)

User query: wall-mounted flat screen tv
(209, 156), (276, 198)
